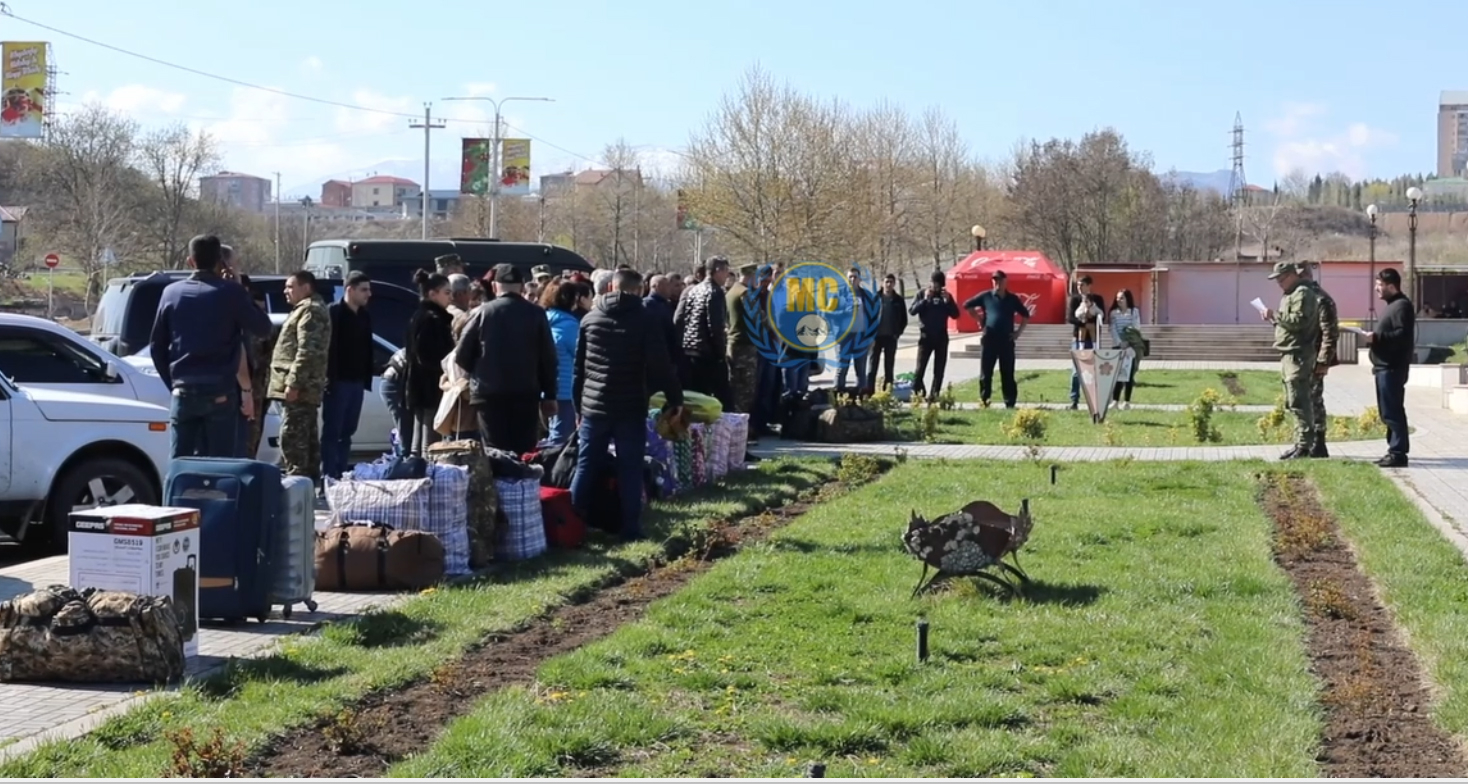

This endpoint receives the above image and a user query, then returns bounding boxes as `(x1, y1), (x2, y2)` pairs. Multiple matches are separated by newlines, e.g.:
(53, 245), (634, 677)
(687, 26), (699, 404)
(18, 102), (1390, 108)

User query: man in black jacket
(455, 263), (558, 455)
(1066, 275), (1107, 409)
(1363, 268), (1415, 468)
(869, 273), (909, 394)
(643, 274), (681, 375)
(908, 270), (960, 402)
(321, 271), (375, 479)
(571, 269), (684, 540)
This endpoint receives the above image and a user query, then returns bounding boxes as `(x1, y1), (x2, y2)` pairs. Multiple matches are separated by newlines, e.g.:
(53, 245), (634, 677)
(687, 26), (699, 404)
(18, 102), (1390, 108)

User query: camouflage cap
(435, 253), (463, 272)
(1266, 261), (1298, 280)
(531, 264), (552, 279)
(738, 262), (758, 275)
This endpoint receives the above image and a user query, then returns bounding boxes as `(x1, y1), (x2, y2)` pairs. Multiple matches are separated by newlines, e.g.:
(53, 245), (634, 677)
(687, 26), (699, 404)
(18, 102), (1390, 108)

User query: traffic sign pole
(43, 253), (59, 319)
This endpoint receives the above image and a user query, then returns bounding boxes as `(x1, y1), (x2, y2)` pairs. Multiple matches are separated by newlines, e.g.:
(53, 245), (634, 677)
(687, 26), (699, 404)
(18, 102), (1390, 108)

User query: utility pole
(409, 103), (445, 241)
(273, 172), (282, 272)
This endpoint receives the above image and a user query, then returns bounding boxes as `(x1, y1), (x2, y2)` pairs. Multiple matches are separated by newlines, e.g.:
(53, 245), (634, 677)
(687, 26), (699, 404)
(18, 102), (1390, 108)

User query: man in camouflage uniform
(725, 262), (760, 417)
(1262, 261), (1321, 461)
(268, 271), (332, 484)
(1297, 263), (1339, 458)
(435, 253), (464, 276)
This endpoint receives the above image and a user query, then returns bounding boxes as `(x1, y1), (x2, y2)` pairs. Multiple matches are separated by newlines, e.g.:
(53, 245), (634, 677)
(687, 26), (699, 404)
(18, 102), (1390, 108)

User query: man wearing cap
(1296, 262), (1339, 457)
(725, 262), (761, 418)
(963, 269), (1031, 408)
(1260, 261), (1321, 460)
(908, 270), (960, 403)
(435, 253), (465, 276)
(455, 263), (559, 454)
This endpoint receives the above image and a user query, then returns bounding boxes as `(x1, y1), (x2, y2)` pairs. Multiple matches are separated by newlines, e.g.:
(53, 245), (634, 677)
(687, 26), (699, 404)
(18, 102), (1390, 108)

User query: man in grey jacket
(454, 263), (558, 454)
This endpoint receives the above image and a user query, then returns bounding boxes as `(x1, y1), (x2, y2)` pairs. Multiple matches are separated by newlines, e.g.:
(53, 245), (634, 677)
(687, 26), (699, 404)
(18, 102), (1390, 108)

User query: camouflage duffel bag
(0, 585), (186, 684)
(426, 439), (498, 568)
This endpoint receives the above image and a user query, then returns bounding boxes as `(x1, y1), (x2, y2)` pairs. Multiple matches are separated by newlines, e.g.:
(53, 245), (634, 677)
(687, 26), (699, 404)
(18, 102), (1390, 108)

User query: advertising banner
(460, 138), (490, 195)
(499, 138), (531, 196)
(1, 42), (47, 139)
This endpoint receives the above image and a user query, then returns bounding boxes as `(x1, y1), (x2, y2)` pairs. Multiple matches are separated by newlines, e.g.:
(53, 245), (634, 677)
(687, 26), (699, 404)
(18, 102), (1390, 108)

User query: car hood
(24, 385), (171, 423)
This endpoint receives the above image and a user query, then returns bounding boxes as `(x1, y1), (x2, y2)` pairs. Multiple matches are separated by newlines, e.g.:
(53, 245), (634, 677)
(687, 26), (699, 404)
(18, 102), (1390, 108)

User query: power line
(0, 6), (608, 166)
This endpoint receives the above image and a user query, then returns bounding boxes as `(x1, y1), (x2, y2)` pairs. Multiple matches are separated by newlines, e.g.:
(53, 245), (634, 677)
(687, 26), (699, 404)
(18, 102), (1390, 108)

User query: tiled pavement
(0, 510), (410, 758)
(0, 356), (1463, 763)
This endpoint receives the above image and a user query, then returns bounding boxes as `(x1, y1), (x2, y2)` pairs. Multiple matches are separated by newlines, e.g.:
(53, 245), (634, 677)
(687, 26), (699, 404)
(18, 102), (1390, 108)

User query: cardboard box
(68, 504), (201, 659)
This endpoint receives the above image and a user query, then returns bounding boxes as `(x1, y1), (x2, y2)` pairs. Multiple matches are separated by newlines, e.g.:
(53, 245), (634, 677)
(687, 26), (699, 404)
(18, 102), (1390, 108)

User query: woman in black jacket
(404, 269), (456, 454)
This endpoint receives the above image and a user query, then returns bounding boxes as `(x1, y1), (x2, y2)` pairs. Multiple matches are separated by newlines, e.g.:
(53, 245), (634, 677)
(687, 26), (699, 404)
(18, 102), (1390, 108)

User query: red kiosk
(944, 251), (1069, 333)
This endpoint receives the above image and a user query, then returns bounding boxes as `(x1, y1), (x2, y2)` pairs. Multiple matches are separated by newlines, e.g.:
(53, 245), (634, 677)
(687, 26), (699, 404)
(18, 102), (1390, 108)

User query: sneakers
(1121, 401), (1131, 410)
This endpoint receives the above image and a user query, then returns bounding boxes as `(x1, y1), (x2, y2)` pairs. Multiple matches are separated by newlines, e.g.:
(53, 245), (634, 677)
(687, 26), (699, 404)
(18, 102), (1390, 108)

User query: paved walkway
(0, 357), (1462, 763)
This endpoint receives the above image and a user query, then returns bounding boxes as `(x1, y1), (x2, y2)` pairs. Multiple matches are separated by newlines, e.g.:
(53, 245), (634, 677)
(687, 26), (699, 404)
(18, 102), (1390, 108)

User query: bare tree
(136, 123), (219, 269)
(23, 103), (141, 307)
(596, 139), (642, 266)
(911, 106), (971, 272)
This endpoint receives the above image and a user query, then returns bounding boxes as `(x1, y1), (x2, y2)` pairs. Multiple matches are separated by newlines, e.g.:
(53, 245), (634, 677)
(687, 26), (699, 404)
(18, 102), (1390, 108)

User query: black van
(91, 271), (421, 358)
(304, 238), (596, 291)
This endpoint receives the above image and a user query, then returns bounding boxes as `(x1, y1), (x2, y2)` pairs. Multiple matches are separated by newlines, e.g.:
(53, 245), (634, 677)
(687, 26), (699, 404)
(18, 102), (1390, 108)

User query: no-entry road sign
(43, 253), (60, 269)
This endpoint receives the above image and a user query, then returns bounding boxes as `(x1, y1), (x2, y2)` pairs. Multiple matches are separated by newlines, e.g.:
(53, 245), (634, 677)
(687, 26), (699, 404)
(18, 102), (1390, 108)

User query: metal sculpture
(903, 499), (1033, 598)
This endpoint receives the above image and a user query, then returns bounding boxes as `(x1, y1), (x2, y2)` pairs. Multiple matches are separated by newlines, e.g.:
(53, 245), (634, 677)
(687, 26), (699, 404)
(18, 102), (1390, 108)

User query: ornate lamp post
(970, 224), (987, 252)
(1405, 186), (1423, 304)
(1365, 203), (1378, 322)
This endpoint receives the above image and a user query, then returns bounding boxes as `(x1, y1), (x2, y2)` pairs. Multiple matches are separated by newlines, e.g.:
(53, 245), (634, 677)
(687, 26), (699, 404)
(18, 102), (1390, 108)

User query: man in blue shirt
(149, 234), (274, 459)
(963, 270), (1030, 408)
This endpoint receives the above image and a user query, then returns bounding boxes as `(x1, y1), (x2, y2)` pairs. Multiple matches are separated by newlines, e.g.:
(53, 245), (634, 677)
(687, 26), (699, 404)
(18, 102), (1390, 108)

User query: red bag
(539, 486), (586, 549)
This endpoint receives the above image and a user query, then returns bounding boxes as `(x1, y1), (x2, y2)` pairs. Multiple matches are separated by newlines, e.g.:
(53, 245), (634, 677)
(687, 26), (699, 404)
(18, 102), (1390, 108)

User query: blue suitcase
(164, 457), (282, 624)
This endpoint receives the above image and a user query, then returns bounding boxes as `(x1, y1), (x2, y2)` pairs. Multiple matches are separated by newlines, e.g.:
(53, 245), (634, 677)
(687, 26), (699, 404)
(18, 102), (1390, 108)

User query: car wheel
(46, 458), (159, 551)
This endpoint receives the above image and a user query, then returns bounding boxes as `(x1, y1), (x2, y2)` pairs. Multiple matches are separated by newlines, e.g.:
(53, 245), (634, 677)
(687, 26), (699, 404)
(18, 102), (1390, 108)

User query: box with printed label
(68, 504), (201, 659)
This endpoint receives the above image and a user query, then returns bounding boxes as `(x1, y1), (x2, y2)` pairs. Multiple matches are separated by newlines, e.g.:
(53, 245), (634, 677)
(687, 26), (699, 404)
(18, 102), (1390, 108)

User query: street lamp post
(442, 95), (554, 239)
(300, 196), (314, 249)
(1405, 186), (1423, 305)
(971, 224), (987, 252)
(1365, 203), (1378, 322)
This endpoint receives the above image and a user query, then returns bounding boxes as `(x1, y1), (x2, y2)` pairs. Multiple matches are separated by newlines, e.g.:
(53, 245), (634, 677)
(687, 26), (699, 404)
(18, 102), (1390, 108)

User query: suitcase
(164, 458), (281, 624)
(269, 476), (319, 619)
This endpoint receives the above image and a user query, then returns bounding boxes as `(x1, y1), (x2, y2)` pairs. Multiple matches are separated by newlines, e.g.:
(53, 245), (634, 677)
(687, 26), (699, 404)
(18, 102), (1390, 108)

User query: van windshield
(93, 284), (129, 337)
(305, 245), (347, 278)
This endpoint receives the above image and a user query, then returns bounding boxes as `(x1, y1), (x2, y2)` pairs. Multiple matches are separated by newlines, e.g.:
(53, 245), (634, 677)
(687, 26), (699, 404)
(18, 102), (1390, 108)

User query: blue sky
(7, 0), (1448, 197)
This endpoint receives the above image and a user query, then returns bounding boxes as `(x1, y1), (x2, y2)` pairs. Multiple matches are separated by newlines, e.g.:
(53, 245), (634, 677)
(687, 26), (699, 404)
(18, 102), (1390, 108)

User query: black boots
(1280, 434), (1329, 461)
(1309, 434), (1329, 459)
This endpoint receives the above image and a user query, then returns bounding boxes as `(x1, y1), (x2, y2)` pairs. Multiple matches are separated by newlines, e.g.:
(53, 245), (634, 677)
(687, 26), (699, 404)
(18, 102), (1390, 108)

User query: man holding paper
(1259, 262), (1321, 460)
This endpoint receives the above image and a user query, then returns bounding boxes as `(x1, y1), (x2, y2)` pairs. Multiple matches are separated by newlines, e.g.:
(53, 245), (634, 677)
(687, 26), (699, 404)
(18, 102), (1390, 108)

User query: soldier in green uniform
(268, 271), (332, 484)
(1297, 263), (1339, 458)
(1261, 261), (1321, 460)
(725, 262), (760, 417)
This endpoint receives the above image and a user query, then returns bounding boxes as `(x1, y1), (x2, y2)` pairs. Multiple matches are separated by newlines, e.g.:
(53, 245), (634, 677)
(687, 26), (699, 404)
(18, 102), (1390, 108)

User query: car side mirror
(104, 361), (120, 381)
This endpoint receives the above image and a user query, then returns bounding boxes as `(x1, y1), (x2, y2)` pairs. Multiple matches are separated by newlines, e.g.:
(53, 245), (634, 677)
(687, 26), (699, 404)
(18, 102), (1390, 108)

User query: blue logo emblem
(743, 262), (881, 371)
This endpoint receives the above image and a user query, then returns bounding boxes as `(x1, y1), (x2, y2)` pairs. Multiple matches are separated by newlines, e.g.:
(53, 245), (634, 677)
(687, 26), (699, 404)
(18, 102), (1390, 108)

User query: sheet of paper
(1343, 326), (1369, 336)
(1249, 297), (1268, 314)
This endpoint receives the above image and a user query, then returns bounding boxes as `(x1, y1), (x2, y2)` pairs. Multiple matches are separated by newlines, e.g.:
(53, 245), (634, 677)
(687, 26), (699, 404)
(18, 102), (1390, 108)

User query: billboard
(1, 42), (47, 139)
(499, 138), (531, 196)
(460, 138), (490, 195)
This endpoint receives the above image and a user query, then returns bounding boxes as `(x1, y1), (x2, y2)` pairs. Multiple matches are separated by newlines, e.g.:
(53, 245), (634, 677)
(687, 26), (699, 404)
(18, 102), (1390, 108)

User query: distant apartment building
(321, 179), (352, 208)
(408, 190), (463, 221)
(199, 172), (272, 213)
(351, 176), (421, 209)
(539, 171), (576, 195)
(573, 168), (644, 191)
(1438, 91), (1468, 177)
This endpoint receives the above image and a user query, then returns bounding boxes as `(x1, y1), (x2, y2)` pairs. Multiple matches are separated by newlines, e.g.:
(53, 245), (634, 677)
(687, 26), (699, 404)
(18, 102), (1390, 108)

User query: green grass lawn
(0, 459), (843, 778)
(392, 461), (1334, 778)
(948, 370), (1282, 407)
(886, 406), (1386, 448)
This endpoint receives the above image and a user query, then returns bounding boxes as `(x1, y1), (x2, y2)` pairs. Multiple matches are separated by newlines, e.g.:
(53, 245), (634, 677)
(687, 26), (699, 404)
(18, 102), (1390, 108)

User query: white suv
(0, 370), (171, 549)
(0, 314), (283, 466)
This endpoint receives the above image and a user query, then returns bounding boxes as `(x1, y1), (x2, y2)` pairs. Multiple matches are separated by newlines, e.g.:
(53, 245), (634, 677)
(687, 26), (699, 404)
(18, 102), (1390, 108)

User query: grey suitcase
(269, 475), (319, 619)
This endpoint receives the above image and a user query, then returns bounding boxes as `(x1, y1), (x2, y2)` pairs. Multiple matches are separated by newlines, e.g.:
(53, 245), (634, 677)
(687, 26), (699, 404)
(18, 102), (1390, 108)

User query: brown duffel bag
(314, 521), (446, 592)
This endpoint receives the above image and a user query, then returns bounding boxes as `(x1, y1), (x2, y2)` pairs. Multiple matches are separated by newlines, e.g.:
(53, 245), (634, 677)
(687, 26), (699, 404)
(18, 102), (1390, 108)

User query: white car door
(0, 326), (143, 403)
(353, 335), (397, 454)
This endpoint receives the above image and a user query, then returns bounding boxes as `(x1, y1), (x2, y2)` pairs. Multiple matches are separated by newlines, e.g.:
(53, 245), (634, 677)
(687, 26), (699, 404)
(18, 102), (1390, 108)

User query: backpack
(539, 487), (586, 549)
(816, 404), (886, 444)
(0, 586), (186, 684)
